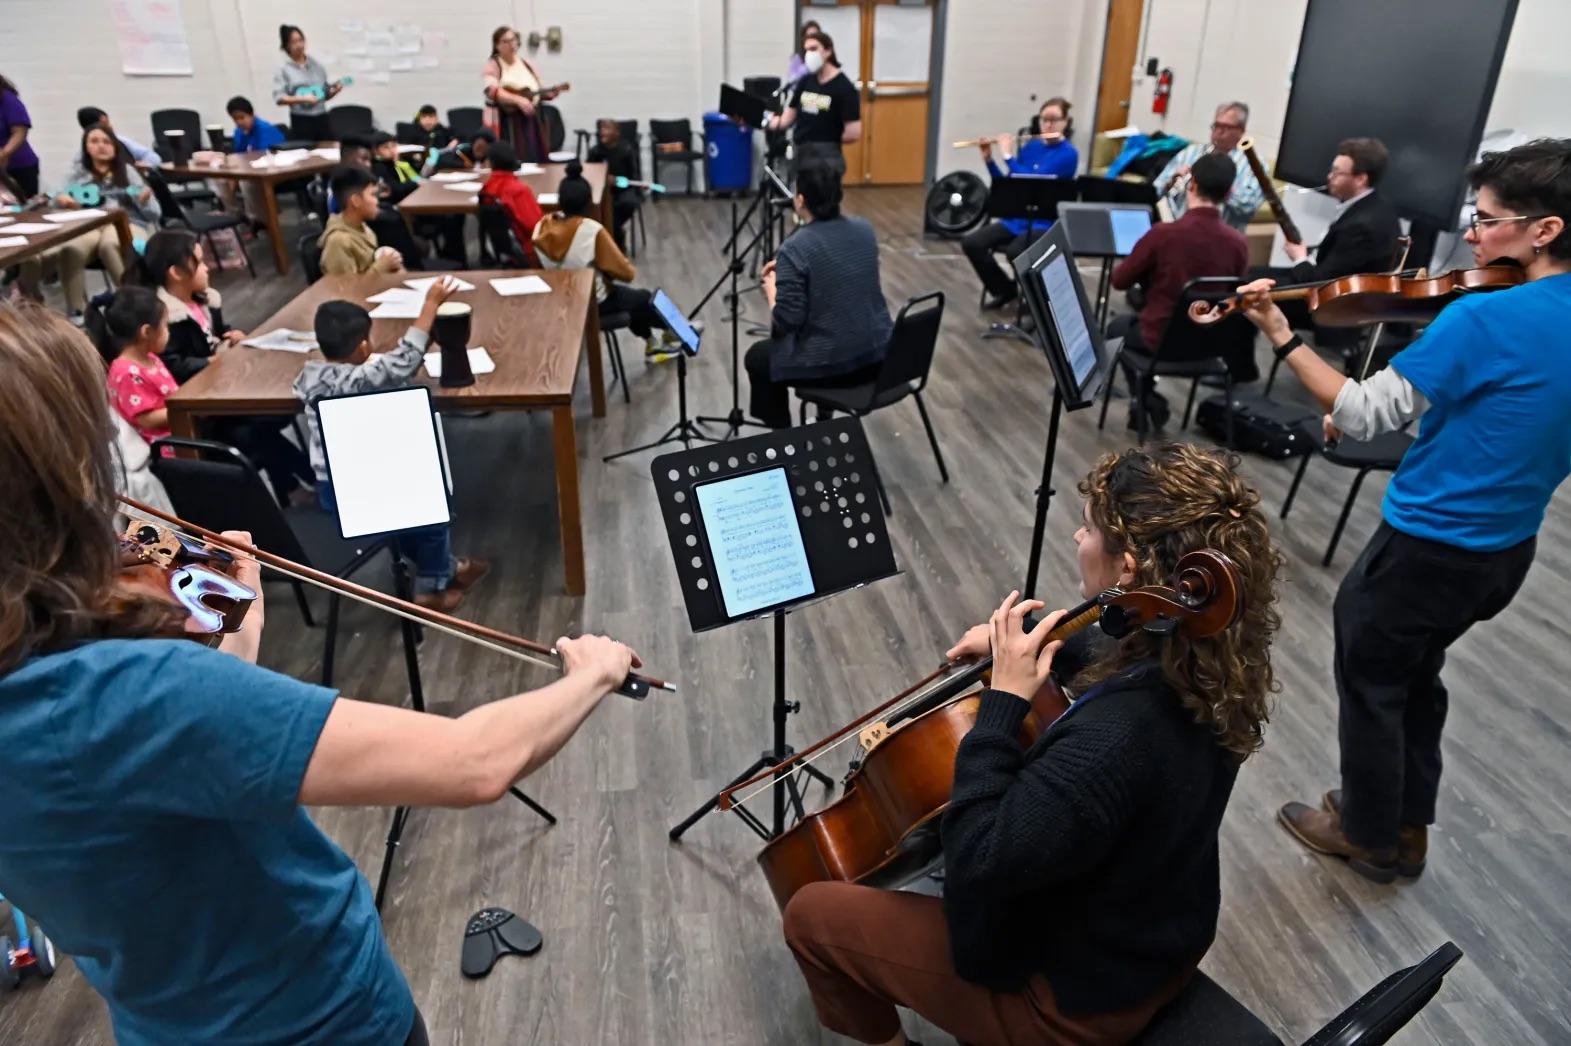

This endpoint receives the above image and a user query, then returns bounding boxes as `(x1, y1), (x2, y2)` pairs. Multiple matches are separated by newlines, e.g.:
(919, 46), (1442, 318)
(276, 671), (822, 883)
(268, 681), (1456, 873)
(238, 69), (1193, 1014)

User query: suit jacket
(1290, 190), (1400, 283)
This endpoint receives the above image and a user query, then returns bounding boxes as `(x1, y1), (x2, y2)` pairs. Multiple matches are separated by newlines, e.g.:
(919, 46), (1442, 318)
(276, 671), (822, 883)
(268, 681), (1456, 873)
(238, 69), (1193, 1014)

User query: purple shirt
(1, 88), (39, 171)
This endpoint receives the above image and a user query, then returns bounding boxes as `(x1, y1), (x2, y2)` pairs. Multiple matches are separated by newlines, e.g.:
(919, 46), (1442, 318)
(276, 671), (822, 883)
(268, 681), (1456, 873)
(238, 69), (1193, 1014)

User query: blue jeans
(317, 479), (455, 593)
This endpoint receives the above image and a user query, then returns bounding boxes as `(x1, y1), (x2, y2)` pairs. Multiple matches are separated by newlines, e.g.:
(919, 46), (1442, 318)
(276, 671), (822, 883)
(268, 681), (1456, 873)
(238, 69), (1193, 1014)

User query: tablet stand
(980, 176), (1078, 344)
(652, 418), (899, 841)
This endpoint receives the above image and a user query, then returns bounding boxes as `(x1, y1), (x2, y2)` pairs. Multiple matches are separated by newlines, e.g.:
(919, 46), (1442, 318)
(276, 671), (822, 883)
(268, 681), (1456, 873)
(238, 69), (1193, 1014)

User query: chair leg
(1135, 372), (1151, 445)
(872, 459), (894, 519)
(291, 580), (316, 628)
(637, 207), (647, 251)
(1222, 374), (1235, 448)
(1181, 380), (1201, 430)
(1324, 468), (1372, 567)
(605, 330), (629, 404)
(1097, 348), (1123, 431)
(1264, 352), (1283, 397)
(798, 398), (808, 426)
(1281, 452), (1313, 519)
(912, 391), (949, 484)
(240, 230), (256, 278)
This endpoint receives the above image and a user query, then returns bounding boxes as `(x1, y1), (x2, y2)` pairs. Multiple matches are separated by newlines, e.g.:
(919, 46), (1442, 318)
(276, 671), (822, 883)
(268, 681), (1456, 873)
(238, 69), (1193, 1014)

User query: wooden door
(804, 0), (935, 185)
(1095, 0), (1145, 135)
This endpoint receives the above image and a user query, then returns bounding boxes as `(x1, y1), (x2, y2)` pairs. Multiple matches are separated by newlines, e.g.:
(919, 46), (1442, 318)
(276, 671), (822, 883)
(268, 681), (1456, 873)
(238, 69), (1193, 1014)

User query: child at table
(480, 140), (542, 266)
(318, 165), (404, 276)
(422, 129), (493, 175)
(408, 105), (455, 157)
(91, 285), (315, 505)
(291, 278), (489, 612)
(222, 96), (286, 223)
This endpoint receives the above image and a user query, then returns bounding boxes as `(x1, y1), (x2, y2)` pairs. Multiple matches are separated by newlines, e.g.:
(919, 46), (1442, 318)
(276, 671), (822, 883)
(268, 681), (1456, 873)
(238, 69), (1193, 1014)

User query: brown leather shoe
(450, 556), (491, 592)
(413, 586), (466, 613)
(1278, 801), (1398, 883)
(1322, 790), (1428, 877)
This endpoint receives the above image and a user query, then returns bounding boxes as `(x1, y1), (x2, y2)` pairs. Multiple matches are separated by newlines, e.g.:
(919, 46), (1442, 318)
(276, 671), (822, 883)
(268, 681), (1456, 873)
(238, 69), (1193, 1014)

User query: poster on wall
(110, 0), (194, 76)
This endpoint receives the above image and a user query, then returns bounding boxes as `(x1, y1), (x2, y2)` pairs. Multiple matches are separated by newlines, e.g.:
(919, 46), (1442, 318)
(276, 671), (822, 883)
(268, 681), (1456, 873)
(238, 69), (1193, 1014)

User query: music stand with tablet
(720, 83), (770, 130)
(315, 385), (557, 910)
(979, 175), (1080, 344)
(655, 418), (899, 842)
(1055, 202), (1154, 325)
(603, 288), (719, 462)
(1010, 221), (1116, 599)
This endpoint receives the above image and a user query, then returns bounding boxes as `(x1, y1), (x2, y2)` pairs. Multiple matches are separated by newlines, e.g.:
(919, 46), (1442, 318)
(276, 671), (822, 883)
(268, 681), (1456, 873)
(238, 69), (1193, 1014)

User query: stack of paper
(489, 275), (552, 296)
(422, 347), (496, 379)
(367, 298), (425, 319)
(516, 164), (545, 176)
(44, 208), (109, 223)
(241, 328), (318, 352)
(442, 181), (483, 193)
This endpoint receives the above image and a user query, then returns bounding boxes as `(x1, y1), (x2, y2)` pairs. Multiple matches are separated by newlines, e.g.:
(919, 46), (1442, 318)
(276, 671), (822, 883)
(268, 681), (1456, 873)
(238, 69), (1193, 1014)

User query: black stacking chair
(539, 104), (567, 153)
(447, 107), (484, 138)
(299, 232), (324, 284)
(395, 121), (423, 145)
(600, 309), (633, 405)
(1097, 277), (1253, 444)
(1281, 425), (1415, 566)
(148, 107), (219, 208)
(148, 437), (412, 687)
(794, 293), (947, 517)
(144, 169), (254, 277)
(477, 199), (535, 268)
(329, 105), (375, 140)
(649, 118), (702, 196)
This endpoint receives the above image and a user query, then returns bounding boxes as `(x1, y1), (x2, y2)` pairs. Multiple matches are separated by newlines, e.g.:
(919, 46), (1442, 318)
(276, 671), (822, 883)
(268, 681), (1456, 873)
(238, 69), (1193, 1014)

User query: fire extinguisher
(1152, 68), (1173, 116)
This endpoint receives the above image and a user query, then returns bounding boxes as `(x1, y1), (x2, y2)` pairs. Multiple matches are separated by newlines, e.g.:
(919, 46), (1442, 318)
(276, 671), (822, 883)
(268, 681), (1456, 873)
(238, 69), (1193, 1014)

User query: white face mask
(804, 50), (825, 74)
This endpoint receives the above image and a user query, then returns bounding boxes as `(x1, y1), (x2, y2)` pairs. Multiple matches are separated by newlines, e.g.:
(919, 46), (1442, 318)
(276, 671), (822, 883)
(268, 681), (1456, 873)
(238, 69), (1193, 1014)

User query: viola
(717, 550), (1245, 910)
(117, 518), (258, 639)
(1189, 263), (1525, 328)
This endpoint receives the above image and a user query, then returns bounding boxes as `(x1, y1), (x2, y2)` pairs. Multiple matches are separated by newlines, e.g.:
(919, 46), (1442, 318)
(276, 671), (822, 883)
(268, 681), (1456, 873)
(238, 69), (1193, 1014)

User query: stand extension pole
(1022, 389), (1064, 601)
(695, 190), (781, 440)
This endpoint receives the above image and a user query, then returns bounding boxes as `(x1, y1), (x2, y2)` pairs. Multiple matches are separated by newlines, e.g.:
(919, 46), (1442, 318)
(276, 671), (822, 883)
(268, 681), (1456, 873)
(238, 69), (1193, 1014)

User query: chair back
(141, 168), (187, 226)
(395, 121), (423, 145)
(1303, 942), (1463, 1046)
(151, 109), (202, 161)
(616, 120), (642, 177)
(873, 292), (945, 396)
(477, 199), (532, 267)
(303, 177), (330, 223)
(329, 105), (375, 140)
(298, 232), (324, 284)
(1153, 277), (1255, 365)
(447, 107), (484, 138)
(147, 438), (313, 566)
(539, 104), (567, 152)
(650, 119), (693, 147)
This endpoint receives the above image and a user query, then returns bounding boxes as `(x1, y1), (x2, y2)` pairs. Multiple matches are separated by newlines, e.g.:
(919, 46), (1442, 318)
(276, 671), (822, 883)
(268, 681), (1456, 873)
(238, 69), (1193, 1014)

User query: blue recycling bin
(703, 111), (754, 193)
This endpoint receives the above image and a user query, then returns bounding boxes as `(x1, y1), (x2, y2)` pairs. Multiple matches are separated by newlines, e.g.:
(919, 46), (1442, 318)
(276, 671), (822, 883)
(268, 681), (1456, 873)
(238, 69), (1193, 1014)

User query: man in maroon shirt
(1110, 153), (1251, 391)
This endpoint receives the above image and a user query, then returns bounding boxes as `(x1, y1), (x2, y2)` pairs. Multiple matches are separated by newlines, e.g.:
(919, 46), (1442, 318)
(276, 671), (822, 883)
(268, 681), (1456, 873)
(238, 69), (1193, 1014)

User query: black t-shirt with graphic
(789, 71), (860, 145)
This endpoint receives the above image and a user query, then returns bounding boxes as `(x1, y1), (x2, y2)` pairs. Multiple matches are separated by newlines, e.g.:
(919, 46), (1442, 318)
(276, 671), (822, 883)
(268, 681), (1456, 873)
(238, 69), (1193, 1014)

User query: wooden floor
(3, 188), (1568, 1045)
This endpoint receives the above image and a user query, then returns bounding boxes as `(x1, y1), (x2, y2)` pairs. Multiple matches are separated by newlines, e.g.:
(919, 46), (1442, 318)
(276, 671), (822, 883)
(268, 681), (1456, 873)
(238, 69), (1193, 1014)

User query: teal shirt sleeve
(1388, 297), (1491, 409)
(51, 640), (337, 823)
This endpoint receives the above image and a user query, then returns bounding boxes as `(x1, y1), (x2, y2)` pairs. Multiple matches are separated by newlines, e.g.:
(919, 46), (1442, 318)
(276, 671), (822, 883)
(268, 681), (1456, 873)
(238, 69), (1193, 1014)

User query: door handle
(870, 85), (927, 98)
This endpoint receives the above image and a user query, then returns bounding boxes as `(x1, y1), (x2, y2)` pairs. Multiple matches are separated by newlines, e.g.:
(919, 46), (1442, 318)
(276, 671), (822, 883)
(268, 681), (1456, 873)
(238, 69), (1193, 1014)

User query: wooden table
(165, 268), (605, 595)
(160, 150), (339, 275)
(397, 161), (612, 227)
(0, 207), (133, 269)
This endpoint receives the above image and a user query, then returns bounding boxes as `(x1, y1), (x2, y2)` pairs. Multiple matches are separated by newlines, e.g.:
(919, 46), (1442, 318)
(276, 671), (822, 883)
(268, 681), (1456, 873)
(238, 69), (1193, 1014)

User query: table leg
(551, 405), (587, 596)
(262, 180), (289, 275)
(585, 297), (607, 419)
(109, 211), (134, 264)
(168, 406), (197, 440)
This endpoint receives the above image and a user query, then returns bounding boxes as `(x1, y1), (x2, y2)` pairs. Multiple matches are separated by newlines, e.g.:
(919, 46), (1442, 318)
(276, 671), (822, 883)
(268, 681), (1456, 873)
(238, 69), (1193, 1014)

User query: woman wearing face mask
(482, 25), (561, 164)
(744, 164), (891, 429)
(766, 30), (862, 178)
(785, 20), (822, 83)
(273, 25), (344, 142)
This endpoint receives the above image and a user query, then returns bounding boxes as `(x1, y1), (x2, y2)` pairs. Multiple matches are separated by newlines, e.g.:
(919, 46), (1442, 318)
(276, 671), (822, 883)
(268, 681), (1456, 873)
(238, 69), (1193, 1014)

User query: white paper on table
(489, 275), (552, 296)
(548, 151), (576, 162)
(405, 275), (475, 292)
(366, 288), (425, 304)
(515, 164), (545, 175)
(44, 208), (109, 223)
(368, 299), (425, 319)
(241, 328), (317, 352)
(0, 215), (13, 224)
(422, 347), (495, 379)
(442, 182), (483, 192)
(4, 223), (56, 234)
(0, 236), (28, 248)
(397, 144), (424, 155)
(310, 147), (342, 160)
(536, 192), (559, 206)
(430, 172), (472, 182)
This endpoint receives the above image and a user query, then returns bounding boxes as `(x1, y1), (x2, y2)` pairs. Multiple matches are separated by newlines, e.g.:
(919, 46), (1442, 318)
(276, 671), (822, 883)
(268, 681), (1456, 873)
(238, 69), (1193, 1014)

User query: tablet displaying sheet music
(694, 467), (816, 618)
(652, 289), (700, 356)
(316, 386), (452, 539)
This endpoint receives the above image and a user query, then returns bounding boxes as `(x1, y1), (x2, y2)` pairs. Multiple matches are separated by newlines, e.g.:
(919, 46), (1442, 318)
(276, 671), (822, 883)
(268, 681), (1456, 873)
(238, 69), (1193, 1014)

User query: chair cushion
(599, 311), (632, 332)
(1315, 427), (1415, 469)
(795, 381), (912, 413)
(1135, 972), (1282, 1045)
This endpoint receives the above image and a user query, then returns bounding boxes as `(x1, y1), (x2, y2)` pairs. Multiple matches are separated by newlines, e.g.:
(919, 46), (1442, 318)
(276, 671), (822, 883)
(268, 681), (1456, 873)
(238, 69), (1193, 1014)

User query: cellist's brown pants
(783, 881), (1184, 1046)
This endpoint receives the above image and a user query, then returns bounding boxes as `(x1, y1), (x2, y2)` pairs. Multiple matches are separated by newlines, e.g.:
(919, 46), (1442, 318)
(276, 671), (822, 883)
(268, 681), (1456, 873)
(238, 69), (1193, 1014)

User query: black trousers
(961, 222), (1032, 298)
(745, 340), (880, 429)
(210, 416), (314, 500)
(1334, 522), (1536, 850)
(9, 164), (40, 199)
(601, 283), (665, 339)
(611, 187), (640, 248)
(404, 1005), (428, 1046)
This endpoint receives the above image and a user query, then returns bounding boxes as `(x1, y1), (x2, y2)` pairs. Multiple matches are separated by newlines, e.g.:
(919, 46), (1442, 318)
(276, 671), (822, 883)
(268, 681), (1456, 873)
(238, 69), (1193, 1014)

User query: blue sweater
(233, 117), (286, 154)
(987, 138), (1079, 236)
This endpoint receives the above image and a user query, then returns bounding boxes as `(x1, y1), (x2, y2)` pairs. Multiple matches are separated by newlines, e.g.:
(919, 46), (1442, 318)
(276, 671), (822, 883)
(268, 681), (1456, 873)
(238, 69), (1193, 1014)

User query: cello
(716, 550), (1245, 910)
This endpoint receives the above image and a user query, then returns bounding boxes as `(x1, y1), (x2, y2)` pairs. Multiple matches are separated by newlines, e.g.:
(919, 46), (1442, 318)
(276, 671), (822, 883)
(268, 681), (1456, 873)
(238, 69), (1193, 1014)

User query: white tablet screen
(317, 386), (451, 538)
(694, 468), (815, 618)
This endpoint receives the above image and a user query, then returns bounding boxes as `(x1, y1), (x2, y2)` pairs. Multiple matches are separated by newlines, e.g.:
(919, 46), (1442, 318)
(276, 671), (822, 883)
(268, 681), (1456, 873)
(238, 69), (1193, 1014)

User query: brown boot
(1322, 790), (1428, 877)
(1277, 801), (1398, 883)
(450, 556), (491, 592)
(413, 586), (466, 613)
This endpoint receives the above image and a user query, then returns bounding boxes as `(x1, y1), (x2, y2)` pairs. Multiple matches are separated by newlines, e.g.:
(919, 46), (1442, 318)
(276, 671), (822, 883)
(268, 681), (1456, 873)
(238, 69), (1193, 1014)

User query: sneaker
(69, 311), (86, 328)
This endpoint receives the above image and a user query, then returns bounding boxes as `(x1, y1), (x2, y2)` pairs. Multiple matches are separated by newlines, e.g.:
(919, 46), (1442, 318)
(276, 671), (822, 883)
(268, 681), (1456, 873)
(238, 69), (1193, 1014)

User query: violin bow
(116, 496), (675, 698)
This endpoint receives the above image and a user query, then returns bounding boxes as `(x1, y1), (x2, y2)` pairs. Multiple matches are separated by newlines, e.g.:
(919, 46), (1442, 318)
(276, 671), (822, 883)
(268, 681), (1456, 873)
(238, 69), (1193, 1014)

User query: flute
(951, 131), (1065, 149)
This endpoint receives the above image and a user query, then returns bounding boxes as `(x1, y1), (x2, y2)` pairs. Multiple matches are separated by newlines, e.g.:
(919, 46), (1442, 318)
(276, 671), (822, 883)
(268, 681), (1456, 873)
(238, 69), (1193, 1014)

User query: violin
(1189, 263), (1526, 328)
(117, 518), (258, 640)
(116, 496), (674, 700)
(717, 550), (1245, 911)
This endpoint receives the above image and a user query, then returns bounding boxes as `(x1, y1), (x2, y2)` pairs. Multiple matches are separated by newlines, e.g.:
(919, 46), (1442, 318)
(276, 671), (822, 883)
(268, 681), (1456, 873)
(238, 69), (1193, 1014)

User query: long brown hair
(0, 306), (179, 675)
(80, 125), (131, 188)
(1075, 444), (1282, 758)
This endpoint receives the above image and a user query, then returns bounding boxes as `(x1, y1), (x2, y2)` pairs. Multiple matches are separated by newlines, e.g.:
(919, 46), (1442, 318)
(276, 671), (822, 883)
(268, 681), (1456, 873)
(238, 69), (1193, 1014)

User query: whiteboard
(111, 0), (194, 76)
(873, 5), (932, 82)
(811, 6), (863, 83)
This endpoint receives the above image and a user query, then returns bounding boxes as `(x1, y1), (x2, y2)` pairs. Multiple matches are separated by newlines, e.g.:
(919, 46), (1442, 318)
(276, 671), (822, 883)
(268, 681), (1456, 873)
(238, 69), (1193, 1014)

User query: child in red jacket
(480, 141), (543, 265)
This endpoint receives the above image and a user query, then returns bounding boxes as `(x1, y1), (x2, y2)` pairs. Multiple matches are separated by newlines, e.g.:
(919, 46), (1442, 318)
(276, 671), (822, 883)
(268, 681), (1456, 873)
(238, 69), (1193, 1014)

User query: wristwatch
(1273, 333), (1304, 361)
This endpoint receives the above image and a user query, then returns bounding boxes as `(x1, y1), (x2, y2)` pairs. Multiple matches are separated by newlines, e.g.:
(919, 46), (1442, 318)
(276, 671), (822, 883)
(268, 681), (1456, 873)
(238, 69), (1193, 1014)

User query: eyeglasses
(1211, 122), (1244, 133)
(1040, 115), (1068, 124)
(1468, 211), (1549, 233)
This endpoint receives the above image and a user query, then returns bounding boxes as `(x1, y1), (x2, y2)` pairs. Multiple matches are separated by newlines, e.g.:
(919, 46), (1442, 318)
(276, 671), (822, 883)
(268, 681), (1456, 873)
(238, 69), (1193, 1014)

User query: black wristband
(1273, 333), (1304, 361)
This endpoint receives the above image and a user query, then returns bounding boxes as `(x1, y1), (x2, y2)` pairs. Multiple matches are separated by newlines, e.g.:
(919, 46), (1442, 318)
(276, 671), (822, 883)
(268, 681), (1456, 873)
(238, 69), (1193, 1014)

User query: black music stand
(1055, 202), (1154, 327)
(653, 418), (899, 841)
(980, 175), (1079, 344)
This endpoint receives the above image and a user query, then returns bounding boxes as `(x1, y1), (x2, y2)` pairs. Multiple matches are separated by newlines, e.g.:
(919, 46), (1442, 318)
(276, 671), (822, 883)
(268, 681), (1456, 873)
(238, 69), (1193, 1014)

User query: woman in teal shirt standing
(0, 306), (641, 1044)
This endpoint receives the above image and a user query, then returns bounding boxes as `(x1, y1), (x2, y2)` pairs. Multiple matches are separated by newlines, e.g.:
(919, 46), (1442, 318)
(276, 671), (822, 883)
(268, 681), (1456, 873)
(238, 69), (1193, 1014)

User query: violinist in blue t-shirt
(962, 96), (1080, 308)
(1235, 137), (1571, 886)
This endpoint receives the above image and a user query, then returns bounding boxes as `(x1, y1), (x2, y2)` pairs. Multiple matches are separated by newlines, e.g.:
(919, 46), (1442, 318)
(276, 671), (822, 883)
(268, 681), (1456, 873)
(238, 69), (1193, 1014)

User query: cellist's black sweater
(939, 663), (1240, 1015)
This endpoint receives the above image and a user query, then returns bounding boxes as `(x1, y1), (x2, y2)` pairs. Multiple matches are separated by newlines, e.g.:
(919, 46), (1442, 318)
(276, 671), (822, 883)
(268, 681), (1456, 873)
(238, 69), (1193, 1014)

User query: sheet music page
(695, 469), (815, 617)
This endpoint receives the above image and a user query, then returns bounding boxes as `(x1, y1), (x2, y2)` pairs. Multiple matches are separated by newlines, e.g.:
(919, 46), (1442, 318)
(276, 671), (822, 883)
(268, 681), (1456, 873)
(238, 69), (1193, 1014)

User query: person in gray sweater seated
(746, 165), (893, 428)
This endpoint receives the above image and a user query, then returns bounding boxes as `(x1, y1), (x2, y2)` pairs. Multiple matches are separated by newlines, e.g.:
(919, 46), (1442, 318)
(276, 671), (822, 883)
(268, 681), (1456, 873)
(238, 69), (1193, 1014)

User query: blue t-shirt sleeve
(1389, 297), (1490, 408)
(53, 640), (337, 822)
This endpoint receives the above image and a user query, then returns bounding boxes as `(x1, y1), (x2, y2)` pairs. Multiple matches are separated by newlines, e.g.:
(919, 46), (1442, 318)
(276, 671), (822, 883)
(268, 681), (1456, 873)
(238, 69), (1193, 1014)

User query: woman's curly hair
(1074, 443), (1282, 758)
